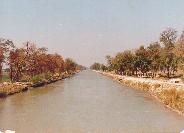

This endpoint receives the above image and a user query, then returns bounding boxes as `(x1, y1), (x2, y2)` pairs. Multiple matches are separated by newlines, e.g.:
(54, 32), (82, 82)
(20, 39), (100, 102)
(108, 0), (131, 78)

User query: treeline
(0, 39), (85, 82)
(91, 28), (184, 78)
(90, 63), (108, 71)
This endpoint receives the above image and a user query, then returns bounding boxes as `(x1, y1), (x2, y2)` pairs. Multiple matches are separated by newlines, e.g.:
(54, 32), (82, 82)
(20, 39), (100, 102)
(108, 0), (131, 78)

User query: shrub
(2, 74), (10, 82)
(31, 74), (45, 83)
(20, 75), (31, 82)
(44, 72), (52, 80)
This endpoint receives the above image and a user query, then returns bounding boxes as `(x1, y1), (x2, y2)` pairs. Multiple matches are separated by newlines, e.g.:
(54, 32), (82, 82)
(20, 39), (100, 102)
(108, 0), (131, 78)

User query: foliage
(91, 28), (184, 78)
(0, 40), (82, 82)
(2, 74), (10, 82)
(0, 38), (15, 80)
(65, 58), (77, 74)
(31, 74), (45, 83)
(90, 62), (102, 71)
(44, 72), (52, 80)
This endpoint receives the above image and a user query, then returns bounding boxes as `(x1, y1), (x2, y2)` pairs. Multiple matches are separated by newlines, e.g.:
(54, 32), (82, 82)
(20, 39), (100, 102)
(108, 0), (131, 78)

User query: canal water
(0, 70), (184, 133)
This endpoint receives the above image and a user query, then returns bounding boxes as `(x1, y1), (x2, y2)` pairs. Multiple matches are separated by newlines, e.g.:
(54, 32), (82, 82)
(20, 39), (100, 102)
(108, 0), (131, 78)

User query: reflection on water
(0, 70), (184, 133)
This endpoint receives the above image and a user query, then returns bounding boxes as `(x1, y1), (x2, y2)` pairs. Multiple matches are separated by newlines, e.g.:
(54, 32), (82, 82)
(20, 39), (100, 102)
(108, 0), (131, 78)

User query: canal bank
(0, 71), (79, 98)
(96, 70), (184, 116)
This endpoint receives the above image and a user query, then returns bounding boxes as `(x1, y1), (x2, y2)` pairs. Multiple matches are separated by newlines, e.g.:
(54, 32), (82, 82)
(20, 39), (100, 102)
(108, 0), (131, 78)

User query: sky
(0, 0), (184, 67)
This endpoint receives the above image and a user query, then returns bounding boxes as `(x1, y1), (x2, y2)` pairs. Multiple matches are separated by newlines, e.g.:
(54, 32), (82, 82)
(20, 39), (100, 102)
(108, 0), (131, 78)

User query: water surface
(0, 70), (184, 133)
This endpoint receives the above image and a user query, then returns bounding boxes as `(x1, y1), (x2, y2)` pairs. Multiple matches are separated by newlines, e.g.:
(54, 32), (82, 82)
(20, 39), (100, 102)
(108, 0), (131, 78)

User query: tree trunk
(0, 64), (2, 81)
(167, 67), (170, 78)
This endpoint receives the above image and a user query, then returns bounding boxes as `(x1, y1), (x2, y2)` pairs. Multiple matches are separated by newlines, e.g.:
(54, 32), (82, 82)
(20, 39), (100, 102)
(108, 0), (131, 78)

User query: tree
(147, 42), (161, 77)
(9, 48), (26, 81)
(65, 58), (77, 73)
(160, 28), (178, 78)
(100, 28), (182, 79)
(0, 47), (3, 80)
(111, 52), (126, 74)
(175, 31), (184, 71)
(111, 51), (135, 75)
(122, 50), (135, 76)
(90, 62), (101, 70)
(0, 38), (14, 81)
(105, 55), (113, 71)
(76, 65), (86, 71)
(160, 28), (177, 49)
(8, 42), (69, 82)
(101, 64), (108, 71)
(160, 49), (179, 78)
(135, 46), (151, 76)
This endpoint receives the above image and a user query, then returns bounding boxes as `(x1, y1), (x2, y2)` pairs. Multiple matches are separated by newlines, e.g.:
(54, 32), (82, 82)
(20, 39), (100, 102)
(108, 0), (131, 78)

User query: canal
(0, 70), (184, 133)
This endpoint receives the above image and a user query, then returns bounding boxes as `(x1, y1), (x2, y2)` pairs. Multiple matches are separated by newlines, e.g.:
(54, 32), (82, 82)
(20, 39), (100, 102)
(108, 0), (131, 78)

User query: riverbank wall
(0, 71), (80, 98)
(96, 70), (184, 115)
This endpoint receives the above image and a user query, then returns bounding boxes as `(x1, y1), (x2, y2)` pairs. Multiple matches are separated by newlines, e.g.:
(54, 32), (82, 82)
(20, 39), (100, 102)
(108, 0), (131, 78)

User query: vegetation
(0, 40), (83, 83)
(91, 28), (184, 114)
(2, 73), (10, 82)
(90, 62), (101, 70)
(157, 88), (184, 113)
(91, 28), (184, 79)
(0, 38), (14, 81)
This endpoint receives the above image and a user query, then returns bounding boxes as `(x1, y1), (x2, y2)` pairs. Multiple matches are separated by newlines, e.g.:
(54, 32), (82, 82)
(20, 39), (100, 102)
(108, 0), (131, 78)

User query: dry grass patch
(157, 88), (184, 113)
(0, 83), (27, 96)
(154, 83), (161, 88)
(141, 83), (150, 91)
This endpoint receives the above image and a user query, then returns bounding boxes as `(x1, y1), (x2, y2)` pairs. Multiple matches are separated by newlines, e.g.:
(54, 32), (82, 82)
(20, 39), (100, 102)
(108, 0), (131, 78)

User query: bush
(44, 72), (52, 80)
(31, 74), (45, 83)
(20, 75), (31, 82)
(2, 74), (10, 82)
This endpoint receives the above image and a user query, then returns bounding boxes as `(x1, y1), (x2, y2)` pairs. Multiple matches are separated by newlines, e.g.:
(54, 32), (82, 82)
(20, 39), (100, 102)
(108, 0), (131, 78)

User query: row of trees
(90, 62), (108, 71)
(91, 28), (184, 78)
(0, 39), (83, 82)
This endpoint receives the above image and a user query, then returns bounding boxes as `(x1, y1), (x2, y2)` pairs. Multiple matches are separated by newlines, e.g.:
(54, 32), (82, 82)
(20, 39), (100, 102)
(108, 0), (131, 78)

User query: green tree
(160, 28), (178, 78)
(0, 38), (14, 81)
(65, 58), (77, 73)
(175, 31), (184, 72)
(135, 46), (151, 76)
(111, 52), (126, 74)
(105, 55), (113, 71)
(122, 50), (135, 76)
(101, 64), (108, 71)
(147, 42), (161, 77)
(90, 62), (101, 70)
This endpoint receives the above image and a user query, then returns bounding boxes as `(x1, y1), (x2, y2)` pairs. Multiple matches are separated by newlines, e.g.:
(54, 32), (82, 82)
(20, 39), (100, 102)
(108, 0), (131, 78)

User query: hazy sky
(0, 0), (184, 67)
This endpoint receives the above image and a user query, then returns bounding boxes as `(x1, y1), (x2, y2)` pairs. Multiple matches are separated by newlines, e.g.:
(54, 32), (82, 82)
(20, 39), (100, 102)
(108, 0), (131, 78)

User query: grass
(2, 75), (10, 82)
(31, 72), (53, 83)
(1, 72), (10, 82)
(31, 74), (46, 83)
(0, 72), (57, 83)
(157, 88), (184, 113)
